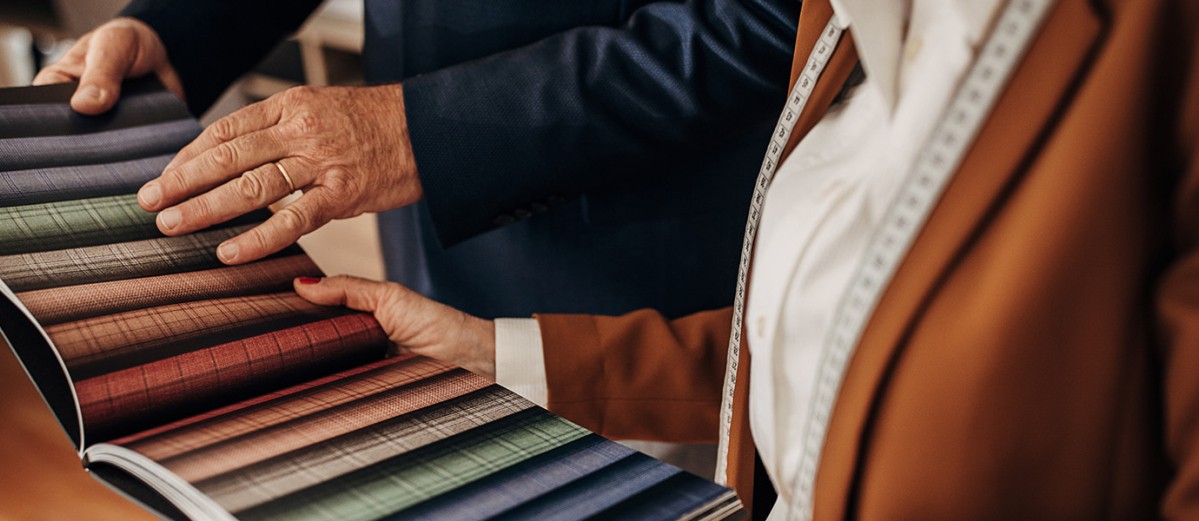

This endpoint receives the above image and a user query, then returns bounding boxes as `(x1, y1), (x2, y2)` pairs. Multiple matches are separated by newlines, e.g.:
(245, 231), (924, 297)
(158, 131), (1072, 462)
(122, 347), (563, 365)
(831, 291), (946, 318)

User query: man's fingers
(155, 161), (296, 236)
(32, 68), (77, 86)
(71, 27), (138, 115)
(141, 126), (288, 211)
(293, 275), (407, 314)
(216, 188), (335, 264)
(165, 101), (284, 172)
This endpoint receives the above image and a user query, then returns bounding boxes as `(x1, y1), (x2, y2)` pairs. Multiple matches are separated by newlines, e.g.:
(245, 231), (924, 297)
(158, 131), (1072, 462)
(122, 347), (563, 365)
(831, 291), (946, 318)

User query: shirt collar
(827, 0), (1002, 111)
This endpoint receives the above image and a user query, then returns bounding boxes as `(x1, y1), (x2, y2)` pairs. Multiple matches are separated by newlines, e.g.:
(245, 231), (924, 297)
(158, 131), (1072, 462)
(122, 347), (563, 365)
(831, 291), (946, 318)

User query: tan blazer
(534, 0), (1199, 518)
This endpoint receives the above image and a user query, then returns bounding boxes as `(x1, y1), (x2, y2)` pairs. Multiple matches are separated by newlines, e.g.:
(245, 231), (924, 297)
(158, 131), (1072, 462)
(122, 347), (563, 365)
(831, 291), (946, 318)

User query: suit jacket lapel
(811, 1), (1106, 519)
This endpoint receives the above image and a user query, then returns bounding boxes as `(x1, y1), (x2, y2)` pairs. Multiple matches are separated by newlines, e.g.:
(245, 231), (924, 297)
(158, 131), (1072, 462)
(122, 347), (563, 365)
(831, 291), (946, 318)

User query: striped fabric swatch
(48, 292), (343, 379)
(0, 118), (200, 170)
(75, 313), (388, 439)
(389, 434), (636, 521)
(0, 154), (171, 207)
(16, 254), (322, 325)
(0, 194), (159, 254)
(164, 370), (491, 482)
(116, 357), (449, 455)
(194, 386), (531, 512)
(0, 224), (262, 292)
(233, 408), (587, 521)
(0, 88), (189, 139)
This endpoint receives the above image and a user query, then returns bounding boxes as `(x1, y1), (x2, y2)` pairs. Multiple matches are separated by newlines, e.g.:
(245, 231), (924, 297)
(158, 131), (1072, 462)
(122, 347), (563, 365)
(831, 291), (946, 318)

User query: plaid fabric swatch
(49, 292), (342, 379)
(0, 118), (199, 170)
(0, 194), (159, 255)
(111, 356), (431, 448)
(0, 154), (171, 207)
(17, 254), (322, 325)
(233, 408), (587, 521)
(75, 313), (387, 441)
(0, 224), (257, 292)
(389, 434), (634, 521)
(164, 369), (490, 482)
(0, 88), (189, 139)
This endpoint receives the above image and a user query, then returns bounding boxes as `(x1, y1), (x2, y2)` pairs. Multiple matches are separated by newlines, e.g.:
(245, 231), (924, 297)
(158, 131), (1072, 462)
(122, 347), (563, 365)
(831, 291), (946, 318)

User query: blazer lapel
(812, 0), (1106, 519)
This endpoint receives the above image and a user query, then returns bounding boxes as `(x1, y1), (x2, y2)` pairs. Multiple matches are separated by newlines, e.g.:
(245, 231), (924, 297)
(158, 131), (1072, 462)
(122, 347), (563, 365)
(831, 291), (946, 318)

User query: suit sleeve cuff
(494, 318), (548, 407)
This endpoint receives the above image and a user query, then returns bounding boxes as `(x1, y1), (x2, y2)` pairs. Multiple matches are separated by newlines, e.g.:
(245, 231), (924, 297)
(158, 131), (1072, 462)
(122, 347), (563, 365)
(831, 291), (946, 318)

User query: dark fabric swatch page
(0, 80), (742, 521)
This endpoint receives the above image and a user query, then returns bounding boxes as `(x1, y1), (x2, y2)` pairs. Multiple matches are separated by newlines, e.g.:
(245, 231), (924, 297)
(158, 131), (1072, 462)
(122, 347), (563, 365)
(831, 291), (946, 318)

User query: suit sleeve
(534, 307), (732, 443)
(403, 0), (798, 246)
(119, 0), (324, 115)
(1155, 10), (1199, 519)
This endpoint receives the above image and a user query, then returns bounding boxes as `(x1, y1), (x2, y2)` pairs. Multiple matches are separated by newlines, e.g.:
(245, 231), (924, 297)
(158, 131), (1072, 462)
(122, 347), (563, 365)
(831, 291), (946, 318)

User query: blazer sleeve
(119, 0), (324, 115)
(1155, 14), (1199, 519)
(403, 0), (799, 246)
(534, 307), (732, 443)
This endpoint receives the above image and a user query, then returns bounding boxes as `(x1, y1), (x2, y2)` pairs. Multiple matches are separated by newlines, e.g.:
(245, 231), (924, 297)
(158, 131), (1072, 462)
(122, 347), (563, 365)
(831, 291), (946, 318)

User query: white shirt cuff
(493, 318), (548, 408)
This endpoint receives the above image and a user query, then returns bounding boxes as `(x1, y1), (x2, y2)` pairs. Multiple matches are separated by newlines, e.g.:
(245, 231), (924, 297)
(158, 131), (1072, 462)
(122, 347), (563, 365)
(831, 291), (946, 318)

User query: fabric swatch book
(0, 79), (743, 521)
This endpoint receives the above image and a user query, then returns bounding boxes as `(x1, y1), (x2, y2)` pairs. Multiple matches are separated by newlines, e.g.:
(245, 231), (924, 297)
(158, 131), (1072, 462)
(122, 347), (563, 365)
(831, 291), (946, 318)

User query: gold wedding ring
(276, 161), (296, 193)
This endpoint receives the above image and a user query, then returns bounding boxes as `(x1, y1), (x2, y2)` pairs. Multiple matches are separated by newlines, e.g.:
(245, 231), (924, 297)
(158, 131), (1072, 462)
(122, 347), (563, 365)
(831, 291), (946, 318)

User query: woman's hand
(294, 276), (496, 379)
(139, 84), (421, 265)
(33, 17), (184, 114)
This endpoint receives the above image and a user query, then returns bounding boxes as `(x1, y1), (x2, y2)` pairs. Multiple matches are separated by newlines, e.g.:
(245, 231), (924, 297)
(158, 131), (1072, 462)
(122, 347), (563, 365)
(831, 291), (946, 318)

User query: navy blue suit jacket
(122, 0), (798, 319)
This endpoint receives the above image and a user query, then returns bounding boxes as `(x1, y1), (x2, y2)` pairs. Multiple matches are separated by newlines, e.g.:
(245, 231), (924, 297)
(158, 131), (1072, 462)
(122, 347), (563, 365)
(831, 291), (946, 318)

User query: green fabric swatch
(0, 193), (159, 255)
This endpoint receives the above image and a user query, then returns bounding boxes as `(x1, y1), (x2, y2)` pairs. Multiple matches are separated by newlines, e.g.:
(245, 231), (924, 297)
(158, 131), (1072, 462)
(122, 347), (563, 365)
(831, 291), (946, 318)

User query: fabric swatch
(0, 224), (264, 292)
(165, 369), (490, 482)
(0, 88), (190, 139)
(49, 292), (343, 379)
(75, 313), (388, 441)
(0, 154), (172, 207)
(0, 118), (199, 170)
(230, 407), (582, 521)
(17, 254), (322, 325)
(0, 194), (160, 255)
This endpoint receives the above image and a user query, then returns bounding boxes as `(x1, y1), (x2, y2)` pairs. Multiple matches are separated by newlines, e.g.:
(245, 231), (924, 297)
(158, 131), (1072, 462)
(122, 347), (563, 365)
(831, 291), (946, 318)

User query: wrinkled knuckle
(210, 144), (240, 169)
(237, 170), (268, 203)
(276, 205), (309, 233)
(209, 118), (238, 142)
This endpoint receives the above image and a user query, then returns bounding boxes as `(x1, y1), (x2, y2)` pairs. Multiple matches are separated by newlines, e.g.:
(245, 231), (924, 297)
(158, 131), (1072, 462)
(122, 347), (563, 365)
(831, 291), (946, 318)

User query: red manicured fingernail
(296, 277), (322, 285)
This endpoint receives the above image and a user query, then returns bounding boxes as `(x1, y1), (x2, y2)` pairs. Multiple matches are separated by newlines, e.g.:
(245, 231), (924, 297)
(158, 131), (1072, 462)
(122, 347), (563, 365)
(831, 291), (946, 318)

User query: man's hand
(138, 84), (420, 265)
(294, 276), (496, 378)
(33, 17), (183, 115)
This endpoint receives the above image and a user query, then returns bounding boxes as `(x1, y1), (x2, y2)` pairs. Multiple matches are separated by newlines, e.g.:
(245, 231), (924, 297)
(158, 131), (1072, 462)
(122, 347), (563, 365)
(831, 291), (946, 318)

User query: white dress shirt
(495, 1), (1000, 518)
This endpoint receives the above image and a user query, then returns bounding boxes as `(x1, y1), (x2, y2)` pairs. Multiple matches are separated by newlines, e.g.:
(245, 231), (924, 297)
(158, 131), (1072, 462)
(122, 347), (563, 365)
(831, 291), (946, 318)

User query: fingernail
(139, 182), (162, 207)
(296, 277), (322, 285)
(218, 242), (239, 262)
(157, 208), (181, 230)
(78, 85), (104, 103)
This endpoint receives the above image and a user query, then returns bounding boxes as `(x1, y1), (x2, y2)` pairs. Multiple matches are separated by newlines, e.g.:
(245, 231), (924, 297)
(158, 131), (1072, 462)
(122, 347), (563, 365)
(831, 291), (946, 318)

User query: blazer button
(493, 214), (516, 226)
(529, 202), (548, 214)
(513, 208), (532, 220)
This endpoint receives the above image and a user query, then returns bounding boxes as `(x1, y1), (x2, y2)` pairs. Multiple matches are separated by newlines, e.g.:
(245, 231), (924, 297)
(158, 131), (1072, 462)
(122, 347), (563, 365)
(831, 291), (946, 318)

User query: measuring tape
(714, 14), (845, 484)
(714, 0), (1056, 517)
